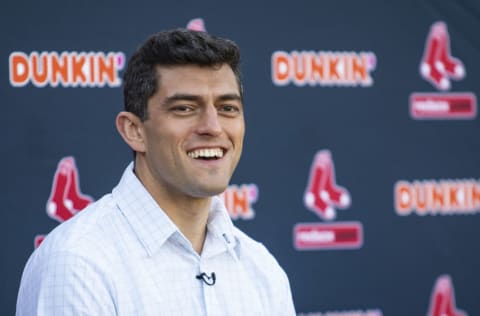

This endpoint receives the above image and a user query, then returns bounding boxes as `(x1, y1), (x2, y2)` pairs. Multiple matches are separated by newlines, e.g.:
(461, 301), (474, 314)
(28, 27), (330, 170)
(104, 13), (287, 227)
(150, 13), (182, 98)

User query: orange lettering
(472, 181), (480, 209)
(72, 53), (87, 85)
(395, 181), (412, 215)
(31, 52), (49, 86)
(431, 182), (445, 212)
(292, 52), (307, 84)
(415, 181), (428, 215)
(232, 186), (248, 216)
(272, 51), (290, 85)
(328, 54), (340, 81)
(89, 53), (96, 84)
(352, 54), (367, 82)
(98, 53), (116, 85)
(310, 52), (324, 82)
(9, 52), (29, 86)
(51, 53), (69, 86)
(449, 183), (460, 211)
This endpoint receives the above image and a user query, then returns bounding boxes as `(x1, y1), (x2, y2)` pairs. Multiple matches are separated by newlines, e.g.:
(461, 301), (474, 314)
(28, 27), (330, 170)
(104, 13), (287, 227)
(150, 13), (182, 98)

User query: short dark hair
(123, 29), (242, 121)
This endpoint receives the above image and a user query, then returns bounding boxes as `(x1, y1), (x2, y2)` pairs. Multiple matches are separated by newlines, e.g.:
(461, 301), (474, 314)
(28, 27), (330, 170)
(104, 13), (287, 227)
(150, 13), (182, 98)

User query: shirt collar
(112, 162), (238, 260)
(203, 196), (238, 260)
(112, 162), (177, 256)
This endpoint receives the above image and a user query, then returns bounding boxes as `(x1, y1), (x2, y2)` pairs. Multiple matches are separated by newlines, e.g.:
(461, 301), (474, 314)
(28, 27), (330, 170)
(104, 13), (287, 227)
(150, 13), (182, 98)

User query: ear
(116, 111), (146, 153)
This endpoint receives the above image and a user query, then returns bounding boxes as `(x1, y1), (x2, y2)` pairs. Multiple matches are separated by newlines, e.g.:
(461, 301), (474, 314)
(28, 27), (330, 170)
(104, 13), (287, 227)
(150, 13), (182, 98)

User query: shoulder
(232, 226), (288, 281)
(22, 193), (122, 282)
(41, 194), (118, 254)
(231, 226), (296, 314)
(233, 226), (272, 257)
(16, 195), (119, 315)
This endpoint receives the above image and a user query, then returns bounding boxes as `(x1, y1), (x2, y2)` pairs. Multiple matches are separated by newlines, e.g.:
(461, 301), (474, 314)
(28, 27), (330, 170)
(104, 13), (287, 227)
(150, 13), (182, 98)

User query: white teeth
(187, 148), (224, 159)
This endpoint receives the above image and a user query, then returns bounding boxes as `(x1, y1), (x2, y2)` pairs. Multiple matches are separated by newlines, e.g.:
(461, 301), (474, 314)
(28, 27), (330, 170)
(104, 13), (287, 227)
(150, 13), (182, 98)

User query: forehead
(155, 64), (240, 97)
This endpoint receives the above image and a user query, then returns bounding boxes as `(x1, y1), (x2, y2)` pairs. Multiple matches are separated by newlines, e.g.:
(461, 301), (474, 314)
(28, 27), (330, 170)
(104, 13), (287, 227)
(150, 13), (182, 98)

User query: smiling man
(16, 29), (296, 315)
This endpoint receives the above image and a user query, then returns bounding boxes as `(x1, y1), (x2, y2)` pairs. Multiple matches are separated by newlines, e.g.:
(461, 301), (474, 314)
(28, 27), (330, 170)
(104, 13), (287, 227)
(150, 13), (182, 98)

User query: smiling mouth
(187, 148), (225, 160)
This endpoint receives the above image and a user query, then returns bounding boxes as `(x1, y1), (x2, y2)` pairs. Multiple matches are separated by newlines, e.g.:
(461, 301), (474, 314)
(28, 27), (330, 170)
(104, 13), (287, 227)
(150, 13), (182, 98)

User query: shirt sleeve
(16, 250), (116, 316)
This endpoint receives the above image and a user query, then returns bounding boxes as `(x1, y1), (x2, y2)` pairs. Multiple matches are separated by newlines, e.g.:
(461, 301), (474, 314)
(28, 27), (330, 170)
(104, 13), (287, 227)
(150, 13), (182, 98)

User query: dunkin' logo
(410, 21), (477, 119)
(294, 150), (363, 250)
(220, 184), (258, 220)
(35, 157), (93, 247)
(427, 275), (467, 316)
(395, 179), (480, 216)
(272, 50), (376, 87)
(9, 51), (125, 88)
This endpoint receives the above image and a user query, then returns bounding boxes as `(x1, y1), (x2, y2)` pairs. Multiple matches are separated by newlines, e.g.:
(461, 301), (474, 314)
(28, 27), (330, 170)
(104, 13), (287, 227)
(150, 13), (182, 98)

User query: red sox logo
(304, 150), (350, 220)
(420, 22), (464, 91)
(410, 21), (476, 120)
(427, 275), (467, 316)
(294, 150), (363, 250)
(35, 157), (93, 247)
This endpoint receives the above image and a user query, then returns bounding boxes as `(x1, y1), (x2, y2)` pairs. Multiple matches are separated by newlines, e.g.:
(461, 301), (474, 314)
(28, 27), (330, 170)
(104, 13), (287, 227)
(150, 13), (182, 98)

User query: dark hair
(123, 28), (242, 120)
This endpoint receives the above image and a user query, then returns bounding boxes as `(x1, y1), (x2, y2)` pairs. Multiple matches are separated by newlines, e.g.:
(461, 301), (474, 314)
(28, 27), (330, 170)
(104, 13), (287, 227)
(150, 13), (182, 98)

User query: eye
(219, 104), (242, 116)
(170, 104), (195, 114)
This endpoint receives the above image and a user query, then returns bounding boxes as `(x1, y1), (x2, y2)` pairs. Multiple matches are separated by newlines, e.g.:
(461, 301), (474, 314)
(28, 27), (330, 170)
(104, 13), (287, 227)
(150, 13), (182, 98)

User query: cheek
(238, 124), (246, 144)
(231, 119), (246, 139)
(221, 118), (244, 141)
(232, 125), (245, 156)
(147, 130), (179, 160)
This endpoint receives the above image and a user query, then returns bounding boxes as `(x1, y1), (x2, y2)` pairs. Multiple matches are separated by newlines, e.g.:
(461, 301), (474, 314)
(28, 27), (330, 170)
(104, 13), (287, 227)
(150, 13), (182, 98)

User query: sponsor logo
(419, 22), (465, 91)
(410, 21), (477, 119)
(410, 93), (476, 119)
(9, 51), (125, 88)
(272, 50), (376, 87)
(294, 222), (362, 250)
(220, 184), (258, 220)
(293, 150), (363, 250)
(427, 275), (467, 316)
(394, 179), (480, 216)
(35, 156), (93, 247)
(298, 309), (382, 316)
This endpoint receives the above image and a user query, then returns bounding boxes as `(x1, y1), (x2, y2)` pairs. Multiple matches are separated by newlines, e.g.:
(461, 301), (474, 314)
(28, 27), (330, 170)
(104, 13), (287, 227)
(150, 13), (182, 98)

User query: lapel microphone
(196, 272), (216, 286)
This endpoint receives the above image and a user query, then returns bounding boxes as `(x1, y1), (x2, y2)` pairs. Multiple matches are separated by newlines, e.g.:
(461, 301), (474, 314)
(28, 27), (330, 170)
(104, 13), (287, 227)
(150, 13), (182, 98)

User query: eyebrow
(162, 93), (242, 106)
(217, 94), (242, 102)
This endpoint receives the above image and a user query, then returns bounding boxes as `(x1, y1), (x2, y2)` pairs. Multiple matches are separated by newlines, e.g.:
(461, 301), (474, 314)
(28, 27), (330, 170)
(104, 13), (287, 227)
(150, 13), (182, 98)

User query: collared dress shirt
(16, 163), (296, 315)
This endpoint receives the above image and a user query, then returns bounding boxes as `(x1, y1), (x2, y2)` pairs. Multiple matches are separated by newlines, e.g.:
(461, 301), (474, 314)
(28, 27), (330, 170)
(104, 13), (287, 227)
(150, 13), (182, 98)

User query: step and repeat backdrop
(2, 0), (479, 315)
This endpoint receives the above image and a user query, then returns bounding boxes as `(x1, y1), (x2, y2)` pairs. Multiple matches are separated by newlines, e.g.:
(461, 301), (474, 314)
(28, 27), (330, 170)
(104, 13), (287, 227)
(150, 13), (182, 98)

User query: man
(16, 29), (296, 315)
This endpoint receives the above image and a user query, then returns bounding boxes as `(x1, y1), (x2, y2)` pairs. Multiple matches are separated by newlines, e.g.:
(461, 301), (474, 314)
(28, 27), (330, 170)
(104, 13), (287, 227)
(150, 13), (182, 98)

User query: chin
(191, 183), (229, 198)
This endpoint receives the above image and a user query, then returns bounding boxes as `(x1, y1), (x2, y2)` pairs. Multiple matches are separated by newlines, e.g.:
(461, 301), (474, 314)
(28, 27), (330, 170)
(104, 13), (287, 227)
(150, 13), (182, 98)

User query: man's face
(140, 64), (244, 199)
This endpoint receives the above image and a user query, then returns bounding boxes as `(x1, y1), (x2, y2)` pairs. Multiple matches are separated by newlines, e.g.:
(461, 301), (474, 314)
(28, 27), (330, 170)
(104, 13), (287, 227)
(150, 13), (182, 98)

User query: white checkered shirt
(16, 163), (296, 315)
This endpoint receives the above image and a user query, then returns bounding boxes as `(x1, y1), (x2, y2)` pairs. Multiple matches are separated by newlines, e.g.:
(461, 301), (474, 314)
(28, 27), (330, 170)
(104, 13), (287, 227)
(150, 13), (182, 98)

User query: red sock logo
(35, 157), (93, 248)
(420, 22), (465, 91)
(428, 275), (467, 316)
(304, 150), (350, 220)
(65, 158), (93, 211)
(46, 157), (93, 222)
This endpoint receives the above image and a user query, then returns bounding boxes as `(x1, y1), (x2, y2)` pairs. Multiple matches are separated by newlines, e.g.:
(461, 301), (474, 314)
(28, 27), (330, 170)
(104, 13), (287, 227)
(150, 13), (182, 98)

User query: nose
(196, 104), (222, 136)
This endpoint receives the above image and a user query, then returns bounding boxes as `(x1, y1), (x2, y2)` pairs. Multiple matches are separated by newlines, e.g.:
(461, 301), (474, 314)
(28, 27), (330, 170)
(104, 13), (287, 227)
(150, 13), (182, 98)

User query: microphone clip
(196, 272), (216, 286)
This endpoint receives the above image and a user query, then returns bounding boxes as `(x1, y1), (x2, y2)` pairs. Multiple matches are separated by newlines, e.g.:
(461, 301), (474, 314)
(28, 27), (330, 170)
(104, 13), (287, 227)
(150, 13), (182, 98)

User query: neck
(164, 197), (211, 254)
(134, 159), (212, 254)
